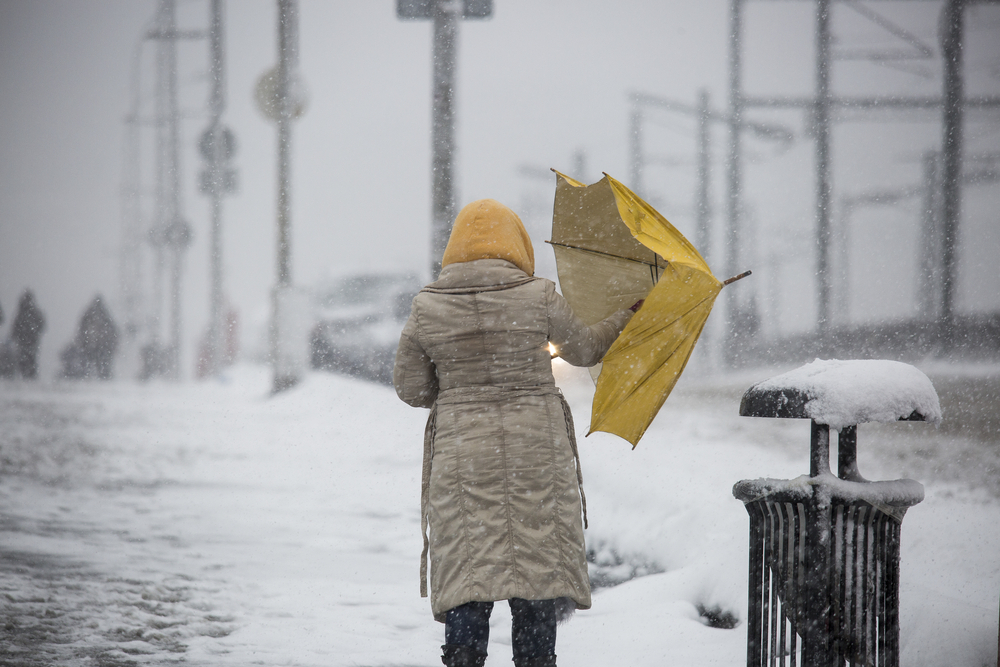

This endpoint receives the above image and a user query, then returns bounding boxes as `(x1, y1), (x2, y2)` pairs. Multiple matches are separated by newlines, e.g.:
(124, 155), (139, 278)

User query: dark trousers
(445, 598), (557, 661)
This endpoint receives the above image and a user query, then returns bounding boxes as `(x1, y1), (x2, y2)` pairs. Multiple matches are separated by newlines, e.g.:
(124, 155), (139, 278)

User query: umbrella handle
(723, 270), (752, 286)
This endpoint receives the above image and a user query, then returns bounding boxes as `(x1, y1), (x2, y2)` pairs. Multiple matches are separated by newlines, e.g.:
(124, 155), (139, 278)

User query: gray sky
(1, 0), (998, 378)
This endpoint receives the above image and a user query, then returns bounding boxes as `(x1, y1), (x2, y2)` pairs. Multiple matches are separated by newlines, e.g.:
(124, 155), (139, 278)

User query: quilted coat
(394, 201), (631, 622)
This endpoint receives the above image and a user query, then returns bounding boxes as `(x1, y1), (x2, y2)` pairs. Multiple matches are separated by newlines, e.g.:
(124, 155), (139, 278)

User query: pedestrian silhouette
(61, 296), (119, 380)
(0, 299), (13, 379)
(11, 290), (45, 379)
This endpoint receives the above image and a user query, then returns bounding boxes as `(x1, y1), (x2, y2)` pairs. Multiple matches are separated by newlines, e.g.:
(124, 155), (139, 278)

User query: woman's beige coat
(394, 258), (631, 622)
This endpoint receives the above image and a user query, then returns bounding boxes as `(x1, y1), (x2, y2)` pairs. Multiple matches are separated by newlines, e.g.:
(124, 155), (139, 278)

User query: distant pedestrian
(11, 290), (45, 379)
(0, 299), (14, 379)
(79, 296), (118, 379)
(0, 342), (13, 379)
(61, 296), (119, 380)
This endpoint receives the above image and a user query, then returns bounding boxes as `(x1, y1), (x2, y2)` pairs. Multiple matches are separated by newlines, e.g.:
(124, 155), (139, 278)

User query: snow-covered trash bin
(732, 359), (941, 667)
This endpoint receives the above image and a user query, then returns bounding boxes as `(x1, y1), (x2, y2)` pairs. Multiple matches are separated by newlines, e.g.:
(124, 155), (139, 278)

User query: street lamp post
(199, 0), (238, 378)
(256, 0), (309, 393)
(397, 0), (493, 278)
(148, 0), (192, 380)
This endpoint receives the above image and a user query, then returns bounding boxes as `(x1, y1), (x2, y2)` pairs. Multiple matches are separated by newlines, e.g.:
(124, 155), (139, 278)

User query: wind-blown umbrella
(549, 170), (748, 447)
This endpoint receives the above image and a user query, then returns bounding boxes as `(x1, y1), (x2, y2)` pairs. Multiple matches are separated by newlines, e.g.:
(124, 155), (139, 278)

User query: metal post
(150, 0), (190, 380)
(272, 0), (299, 393)
(726, 0), (745, 351)
(815, 0), (833, 334)
(572, 148), (587, 182)
(835, 197), (852, 323)
(630, 89), (790, 254)
(810, 420), (830, 479)
(696, 89), (714, 368)
(169, 232), (183, 379)
(151, 240), (164, 359)
(629, 98), (644, 197)
(276, 0), (296, 290)
(940, 0), (964, 341)
(696, 89), (712, 259)
(166, 0), (184, 380)
(805, 419), (832, 666)
(919, 151), (941, 321)
(399, 0), (491, 276)
(206, 0), (225, 376)
(431, 0), (460, 278)
(120, 41), (145, 378)
(151, 0), (173, 361)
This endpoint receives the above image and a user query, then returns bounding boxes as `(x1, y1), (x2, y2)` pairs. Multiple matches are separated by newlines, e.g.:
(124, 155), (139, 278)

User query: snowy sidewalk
(1, 364), (997, 665)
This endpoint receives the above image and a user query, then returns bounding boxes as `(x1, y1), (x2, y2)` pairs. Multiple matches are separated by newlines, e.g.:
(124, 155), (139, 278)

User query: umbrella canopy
(549, 172), (668, 327)
(550, 170), (743, 447)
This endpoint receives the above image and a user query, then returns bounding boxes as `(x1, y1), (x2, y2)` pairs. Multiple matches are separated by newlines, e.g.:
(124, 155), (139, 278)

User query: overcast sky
(1, 0), (998, 379)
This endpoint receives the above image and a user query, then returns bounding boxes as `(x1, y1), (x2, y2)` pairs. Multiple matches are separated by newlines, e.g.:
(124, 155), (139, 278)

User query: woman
(393, 199), (636, 667)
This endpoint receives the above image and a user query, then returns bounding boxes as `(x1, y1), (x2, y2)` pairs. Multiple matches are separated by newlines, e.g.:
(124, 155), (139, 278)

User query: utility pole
(149, 0), (172, 377)
(630, 88), (792, 366)
(207, 0), (226, 377)
(726, 0), (746, 351)
(814, 0), (833, 333)
(696, 89), (712, 258)
(397, 0), (493, 278)
(727, 0), (1000, 348)
(120, 40), (145, 380)
(939, 0), (965, 341)
(696, 89), (715, 368)
(628, 90), (792, 266)
(200, 0), (238, 378)
(148, 0), (192, 380)
(629, 103), (644, 197)
(919, 151), (941, 321)
(431, 0), (459, 278)
(276, 0), (297, 293)
(256, 0), (308, 393)
(125, 0), (204, 381)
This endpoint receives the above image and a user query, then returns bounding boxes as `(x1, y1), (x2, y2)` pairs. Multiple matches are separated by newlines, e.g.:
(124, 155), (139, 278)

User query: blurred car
(310, 272), (421, 385)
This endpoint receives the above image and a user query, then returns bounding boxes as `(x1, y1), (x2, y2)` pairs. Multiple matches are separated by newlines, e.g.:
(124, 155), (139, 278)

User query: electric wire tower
(199, 0), (238, 378)
(725, 0), (1000, 354)
(148, 0), (193, 379)
(122, 0), (232, 381)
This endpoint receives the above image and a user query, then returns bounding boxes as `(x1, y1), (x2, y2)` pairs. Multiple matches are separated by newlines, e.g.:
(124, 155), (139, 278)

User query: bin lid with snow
(740, 359), (942, 430)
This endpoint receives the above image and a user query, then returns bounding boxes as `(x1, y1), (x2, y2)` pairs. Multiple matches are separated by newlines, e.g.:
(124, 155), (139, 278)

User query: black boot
(441, 644), (487, 667)
(514, 656), (557, 667)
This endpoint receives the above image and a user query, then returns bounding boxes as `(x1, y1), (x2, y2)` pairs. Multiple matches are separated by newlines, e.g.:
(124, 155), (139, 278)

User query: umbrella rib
(545, 240), (666, 269)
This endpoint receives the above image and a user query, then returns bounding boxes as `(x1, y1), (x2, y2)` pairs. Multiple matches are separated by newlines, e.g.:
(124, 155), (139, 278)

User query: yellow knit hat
(441, 199), (535, 276)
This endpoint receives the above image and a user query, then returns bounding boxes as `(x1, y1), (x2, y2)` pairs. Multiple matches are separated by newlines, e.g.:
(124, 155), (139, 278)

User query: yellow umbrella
(549, 170), (748, 447)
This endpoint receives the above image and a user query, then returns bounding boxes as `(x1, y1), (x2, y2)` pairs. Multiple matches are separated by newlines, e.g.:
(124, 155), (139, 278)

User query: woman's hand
(629, 299), (644, 313)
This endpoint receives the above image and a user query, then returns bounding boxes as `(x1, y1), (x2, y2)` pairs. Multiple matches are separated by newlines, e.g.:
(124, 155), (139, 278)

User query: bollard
(732, 360), (940, 667)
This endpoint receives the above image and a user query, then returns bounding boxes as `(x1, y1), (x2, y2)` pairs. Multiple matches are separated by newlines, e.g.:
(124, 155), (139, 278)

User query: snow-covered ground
(1, 361), (998, 666)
